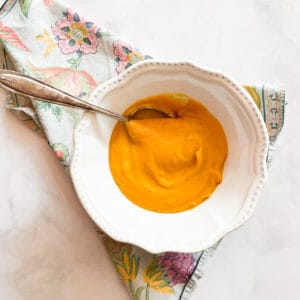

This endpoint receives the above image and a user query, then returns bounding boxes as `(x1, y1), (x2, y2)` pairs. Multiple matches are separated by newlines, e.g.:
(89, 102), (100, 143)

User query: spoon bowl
(128, 106), (176, 120)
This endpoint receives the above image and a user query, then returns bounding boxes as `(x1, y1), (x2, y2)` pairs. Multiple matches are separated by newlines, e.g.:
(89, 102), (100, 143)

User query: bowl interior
(71, 62), (267, 253)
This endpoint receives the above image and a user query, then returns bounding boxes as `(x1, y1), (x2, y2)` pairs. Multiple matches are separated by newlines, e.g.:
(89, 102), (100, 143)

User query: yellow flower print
(103, 236), (145, 299)
(67, 22), (88, 44)
(244, 85), (261, 109)
(113, 40), (152, 74)
(114, 248), (140, 283)
(143, 255), (174, 296)
(36, 30), (56, 57)
(127, 51), (144, 64)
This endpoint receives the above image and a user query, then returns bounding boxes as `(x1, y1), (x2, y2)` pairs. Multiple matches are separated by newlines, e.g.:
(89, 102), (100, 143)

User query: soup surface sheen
(109, 93), (228, 213)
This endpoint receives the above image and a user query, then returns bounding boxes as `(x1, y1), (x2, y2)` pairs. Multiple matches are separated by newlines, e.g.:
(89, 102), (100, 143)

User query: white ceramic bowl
(70, 60), (269, 253)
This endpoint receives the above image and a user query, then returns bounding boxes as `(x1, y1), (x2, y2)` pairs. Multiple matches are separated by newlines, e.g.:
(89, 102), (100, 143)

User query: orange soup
(109, 93), (228, 213)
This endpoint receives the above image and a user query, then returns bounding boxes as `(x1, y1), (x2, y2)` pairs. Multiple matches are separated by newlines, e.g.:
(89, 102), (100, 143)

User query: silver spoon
(0, 69), (175, 122)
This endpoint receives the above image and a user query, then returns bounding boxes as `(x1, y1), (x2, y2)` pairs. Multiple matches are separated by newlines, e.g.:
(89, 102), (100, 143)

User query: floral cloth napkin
(0, 0), (285, 299)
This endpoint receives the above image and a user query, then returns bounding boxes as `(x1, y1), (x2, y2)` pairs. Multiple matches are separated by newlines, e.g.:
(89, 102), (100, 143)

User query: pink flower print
(113, 40), (152, 74)
(44, 0), (53, 7)
(157, 252), (195, 285)
(51, 143), (69, 163)
(25, 63), (97, 98)
(113, 40), (130, 61)
(116, 60), (128, 74)
(52, 9), (101, 55)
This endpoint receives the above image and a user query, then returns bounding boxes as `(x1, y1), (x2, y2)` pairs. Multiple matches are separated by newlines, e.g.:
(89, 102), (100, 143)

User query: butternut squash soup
(109, 93), (228, 213)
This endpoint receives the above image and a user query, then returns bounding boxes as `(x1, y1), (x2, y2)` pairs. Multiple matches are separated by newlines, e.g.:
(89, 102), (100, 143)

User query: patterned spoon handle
(0, 69), (127, 122)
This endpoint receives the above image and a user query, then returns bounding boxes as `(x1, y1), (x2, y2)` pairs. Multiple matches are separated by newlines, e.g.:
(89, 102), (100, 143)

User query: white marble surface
(0, 0), (299, 299)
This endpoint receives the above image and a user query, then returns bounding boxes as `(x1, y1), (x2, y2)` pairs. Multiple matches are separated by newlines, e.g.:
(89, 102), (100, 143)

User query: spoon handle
(0, 69), (127, 122)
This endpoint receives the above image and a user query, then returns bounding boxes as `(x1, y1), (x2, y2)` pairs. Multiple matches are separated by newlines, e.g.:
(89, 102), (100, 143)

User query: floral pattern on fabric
(244, 85), (261, 109)
(19, 0), (32, 18)
(104, 236), (181, 299)
(104, 237), (200, 299)
(24, 62), (97, 98)
(0, 22), (30, 52)
(34, 101), (63, 122)
(23, 62), (97, 125)
(36, 30), (57, 57)
(52, 8), (101, 55)
(143, 255), (174, 295)
(157, 252), (195, 285)
(103, 237), (142, 299)
(113, 40), (152, 74)
(244, 85), (285, 144)
(51, 142), (69, 163)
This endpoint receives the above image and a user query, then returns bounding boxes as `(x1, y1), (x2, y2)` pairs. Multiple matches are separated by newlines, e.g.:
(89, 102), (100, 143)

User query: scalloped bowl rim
(70, 60), (269, 253)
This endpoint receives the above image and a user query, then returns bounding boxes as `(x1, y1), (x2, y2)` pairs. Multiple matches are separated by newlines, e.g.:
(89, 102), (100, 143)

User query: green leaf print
(35, 101), (63, 122)
(19, 0), (32, 18)
(51, 105), (63, 121)
(134, 286), (145, 300)
(35, 101), (51, 110)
